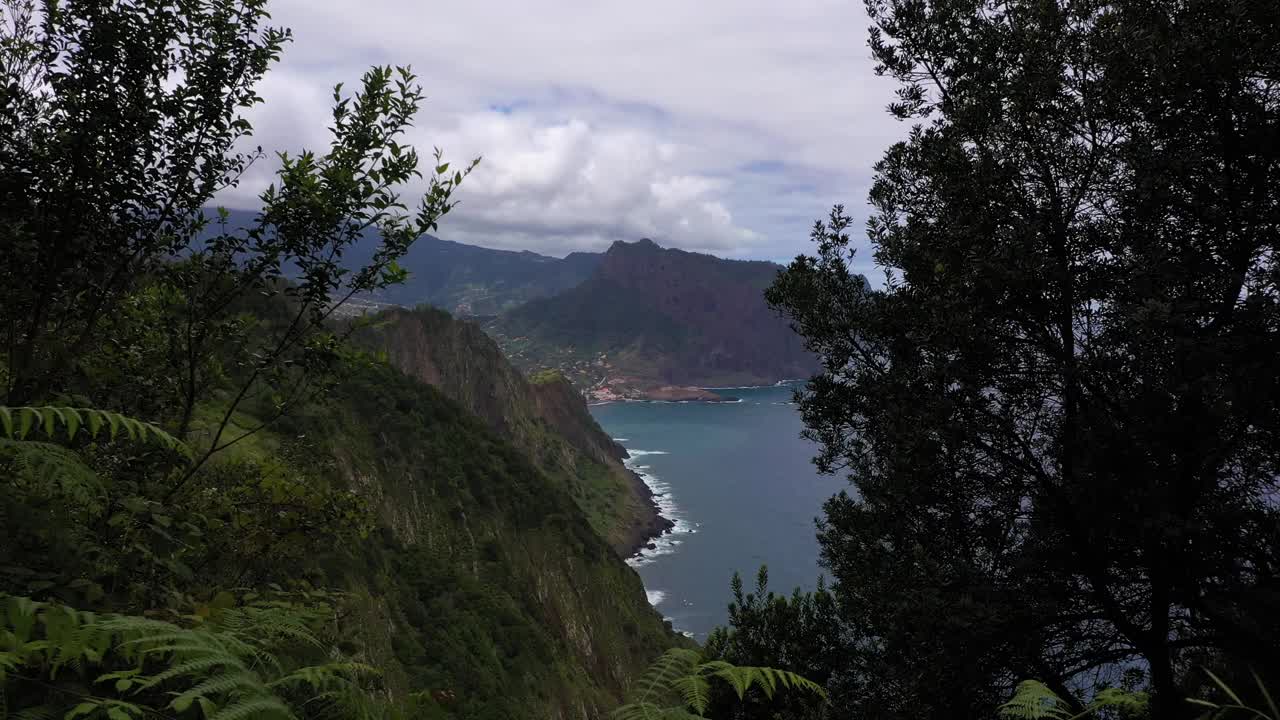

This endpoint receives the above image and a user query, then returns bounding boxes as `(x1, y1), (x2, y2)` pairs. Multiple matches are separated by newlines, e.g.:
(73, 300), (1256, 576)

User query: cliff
(356, 306), (670, 554)
(278, 361), (679, 718)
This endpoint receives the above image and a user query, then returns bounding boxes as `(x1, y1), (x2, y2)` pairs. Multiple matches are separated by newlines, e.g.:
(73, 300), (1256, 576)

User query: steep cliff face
(489, 239), (820, 390)
(283, 363), (678, 718)
(357, 307), (668, 554)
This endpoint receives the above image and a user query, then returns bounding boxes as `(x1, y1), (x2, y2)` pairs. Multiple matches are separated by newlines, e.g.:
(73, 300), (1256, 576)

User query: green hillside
(488, 240), (821, 393)
(354, 306), (671, 555)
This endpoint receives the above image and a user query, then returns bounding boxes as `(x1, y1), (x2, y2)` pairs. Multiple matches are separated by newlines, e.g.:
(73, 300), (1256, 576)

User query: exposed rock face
(490, 238), (821, 389)
(356, 306), (668, 556)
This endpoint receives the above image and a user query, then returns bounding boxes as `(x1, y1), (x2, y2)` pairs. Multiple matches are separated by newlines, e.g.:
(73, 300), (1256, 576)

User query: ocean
(590, 383), (846, 640)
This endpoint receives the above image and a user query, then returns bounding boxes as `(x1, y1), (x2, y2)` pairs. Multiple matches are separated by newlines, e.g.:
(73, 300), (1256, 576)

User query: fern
(0, 406), (189, 456)
(0, 593), (389, 720)
(0, 439), (103, 511)
(612, 648), (826, 719)
(999, 681), (1076, 720)
(1000, 673), (1280, 720)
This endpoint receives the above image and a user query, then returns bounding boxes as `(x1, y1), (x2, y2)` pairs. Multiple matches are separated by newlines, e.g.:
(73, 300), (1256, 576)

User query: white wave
(625, 452), (696, 568)
(646, 590), (666, 606)
(613, 437), (629, 443)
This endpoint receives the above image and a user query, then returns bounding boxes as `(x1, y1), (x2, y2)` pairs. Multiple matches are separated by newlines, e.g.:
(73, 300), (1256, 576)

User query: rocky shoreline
(618, 466), (676, 559)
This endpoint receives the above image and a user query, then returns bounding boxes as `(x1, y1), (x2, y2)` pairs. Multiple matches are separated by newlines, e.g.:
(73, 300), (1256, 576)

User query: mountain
(206, 208), (601, 315)
(487, 239), (821, 398)
(357, 237), (602, 315)
(355, 306), (670, 553)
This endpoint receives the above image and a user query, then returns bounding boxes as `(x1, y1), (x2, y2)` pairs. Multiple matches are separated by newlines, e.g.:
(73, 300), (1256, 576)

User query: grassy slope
(357, 307), (660, 554)
(262, 360), (677, 718)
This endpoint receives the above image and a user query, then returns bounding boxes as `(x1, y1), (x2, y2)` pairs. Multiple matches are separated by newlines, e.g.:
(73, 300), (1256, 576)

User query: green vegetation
(0, 589), (386, 720)
(355, 306), (660, 553)
(0, 0), (683, 717)
(7, 0), (1273, 716)
(611, 648), (825, 720)
(529, 368), (569, 385)
(747, 0), (1280, 718)
(488, 241), (818, 391)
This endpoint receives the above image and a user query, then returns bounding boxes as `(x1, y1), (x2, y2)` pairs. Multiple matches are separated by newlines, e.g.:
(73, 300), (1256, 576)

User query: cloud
(216, 0), (905, 266)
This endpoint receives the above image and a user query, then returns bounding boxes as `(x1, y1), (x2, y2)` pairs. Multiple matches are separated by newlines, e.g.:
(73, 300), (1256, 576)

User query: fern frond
(268, 662), (379, 692)
(2, 593), (383, 720)
(1089, 688), (1147, 716)
(755, 665), (825, 698)
(619, 648), (826, 718)
(214, 605), (324, 650)
(0, 439), (104, 510)
(0, 406), (190, 456)
(999, 681), (1074, 720)
(670, 672), (711, 715)
(634, 649), (700, 705)
(207, 696), (293, 720)
(170, 671), (264, 711)
(611, 701), (704, 720)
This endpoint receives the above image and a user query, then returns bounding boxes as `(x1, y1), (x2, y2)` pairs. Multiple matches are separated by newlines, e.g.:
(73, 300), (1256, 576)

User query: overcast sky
(219, 0), (904, 269)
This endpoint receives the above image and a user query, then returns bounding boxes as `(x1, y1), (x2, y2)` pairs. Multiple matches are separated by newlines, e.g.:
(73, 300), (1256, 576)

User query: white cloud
(216, 0), (905, 265)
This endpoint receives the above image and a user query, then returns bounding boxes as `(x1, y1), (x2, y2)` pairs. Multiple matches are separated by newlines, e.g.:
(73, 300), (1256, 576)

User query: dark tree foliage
(704, 568), (840, 720)
(0, 0), (287, 403)
(767, 0), (1280, 718)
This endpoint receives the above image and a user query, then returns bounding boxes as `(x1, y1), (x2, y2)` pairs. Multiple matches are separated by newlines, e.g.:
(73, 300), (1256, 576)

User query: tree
(0, 0), (287, 403)
(0, 0), (473, 631)
(703, 568), (840, 719)
(767, 0), (1280, 718)
(0, 0), (474, 422)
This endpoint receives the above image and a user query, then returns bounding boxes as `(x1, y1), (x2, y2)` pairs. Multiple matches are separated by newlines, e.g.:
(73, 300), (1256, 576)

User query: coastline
(618, 464), (676, 559)
(600, 379), (807, 559)
(590, 378), (803, 405)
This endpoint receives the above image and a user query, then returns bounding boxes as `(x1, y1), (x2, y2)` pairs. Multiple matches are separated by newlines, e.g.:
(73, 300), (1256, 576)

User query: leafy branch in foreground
(612, 648), (825, 720)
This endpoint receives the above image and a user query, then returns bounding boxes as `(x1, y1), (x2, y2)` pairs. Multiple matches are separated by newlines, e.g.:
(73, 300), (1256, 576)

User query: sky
(218, 0), (906, 270)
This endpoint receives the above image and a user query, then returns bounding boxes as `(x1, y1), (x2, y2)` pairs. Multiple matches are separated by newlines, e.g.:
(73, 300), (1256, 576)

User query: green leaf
(65, 702), (97, 720)
(87, 411), (104, 438)
(18, 408), (35, 439)
(62, 408), (82, 439)
(1206, 669), (1246, 706)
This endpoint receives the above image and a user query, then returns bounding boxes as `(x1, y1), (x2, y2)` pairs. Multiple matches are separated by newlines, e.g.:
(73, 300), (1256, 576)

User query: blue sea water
(590, 384), (846, 640)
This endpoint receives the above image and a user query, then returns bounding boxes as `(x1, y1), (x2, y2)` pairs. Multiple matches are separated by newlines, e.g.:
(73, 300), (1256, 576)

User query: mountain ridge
(487, 238), (822, 398)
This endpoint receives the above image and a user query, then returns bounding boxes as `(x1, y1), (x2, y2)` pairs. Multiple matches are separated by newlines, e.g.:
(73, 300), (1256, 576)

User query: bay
(590, 384), (846, 640)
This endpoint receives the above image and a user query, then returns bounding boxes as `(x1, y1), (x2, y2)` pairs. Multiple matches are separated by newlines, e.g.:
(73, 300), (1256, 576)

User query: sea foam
(625, 451), (695, 569)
